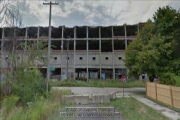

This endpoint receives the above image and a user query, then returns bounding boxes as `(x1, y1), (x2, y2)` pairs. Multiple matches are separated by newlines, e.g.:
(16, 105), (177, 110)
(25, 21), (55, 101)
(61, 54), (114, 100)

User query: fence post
(170, 86), (174, 108)
(155, 83), (157, 100)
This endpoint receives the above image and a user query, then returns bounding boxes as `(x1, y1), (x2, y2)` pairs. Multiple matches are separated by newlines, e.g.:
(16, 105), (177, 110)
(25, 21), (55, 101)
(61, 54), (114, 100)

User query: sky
(1, 0), (180, 27)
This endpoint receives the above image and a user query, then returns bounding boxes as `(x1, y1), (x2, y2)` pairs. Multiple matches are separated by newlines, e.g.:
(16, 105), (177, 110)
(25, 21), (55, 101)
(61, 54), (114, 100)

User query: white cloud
(16, 0), (180, 27)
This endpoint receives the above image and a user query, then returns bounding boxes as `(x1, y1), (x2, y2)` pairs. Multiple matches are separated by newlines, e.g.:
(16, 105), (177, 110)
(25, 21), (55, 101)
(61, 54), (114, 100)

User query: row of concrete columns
(1, 24), (140, 80)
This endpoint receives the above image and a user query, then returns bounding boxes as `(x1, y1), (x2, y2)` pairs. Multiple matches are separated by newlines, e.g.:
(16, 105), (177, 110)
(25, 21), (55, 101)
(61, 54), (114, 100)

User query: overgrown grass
(110, 97), (170, 120)
(0, 89), (72, 120)
(49, 79), (146, 88)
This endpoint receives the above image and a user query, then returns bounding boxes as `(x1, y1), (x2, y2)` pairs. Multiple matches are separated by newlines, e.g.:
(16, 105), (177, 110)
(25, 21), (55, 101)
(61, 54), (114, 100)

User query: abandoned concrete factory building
(0, 23), (144, 80)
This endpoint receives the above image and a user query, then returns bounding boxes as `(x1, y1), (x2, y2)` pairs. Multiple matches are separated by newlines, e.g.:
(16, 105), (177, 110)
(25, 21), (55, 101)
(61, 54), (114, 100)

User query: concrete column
(137, 23), (140, 34)
(99, 26), (102, 80)
(1, 28), (4, 63)
(112, 26), (115, 80)
(74, 26), (76, 80)
(86, 26), (89, 81)
(61, 26), (64, 80)
(124, 24), (127, 50)
(37, 26), (39, 49)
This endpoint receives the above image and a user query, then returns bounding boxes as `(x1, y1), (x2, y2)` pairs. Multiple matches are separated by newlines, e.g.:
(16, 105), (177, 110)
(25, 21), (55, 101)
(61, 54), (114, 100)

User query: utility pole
(43, 1), (59, 93)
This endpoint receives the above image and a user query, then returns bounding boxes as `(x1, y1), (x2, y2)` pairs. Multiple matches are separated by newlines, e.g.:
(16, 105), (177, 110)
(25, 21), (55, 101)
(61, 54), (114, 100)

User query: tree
(125, 6), (180, 85)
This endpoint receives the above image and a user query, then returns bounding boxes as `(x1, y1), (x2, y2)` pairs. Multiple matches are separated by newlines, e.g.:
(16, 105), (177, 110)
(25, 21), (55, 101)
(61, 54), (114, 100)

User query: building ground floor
(39, 67), (127, 81)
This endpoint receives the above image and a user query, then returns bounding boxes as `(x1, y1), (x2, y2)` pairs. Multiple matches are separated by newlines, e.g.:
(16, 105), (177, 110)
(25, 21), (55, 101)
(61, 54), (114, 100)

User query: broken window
(113, 26), (125, 36)
(89, 26), (99, 38)
(126, 25), (138, 36)
(64, 27), (74, 38)
(114, 40), (125, 50)
(76, 26), (86, 38)
(76, 40), (86, 50)
(101, 40), (112, 52)
(101, 26), (112, 38)
(51, 26), (62, 38)
(89, 40), (99, 50)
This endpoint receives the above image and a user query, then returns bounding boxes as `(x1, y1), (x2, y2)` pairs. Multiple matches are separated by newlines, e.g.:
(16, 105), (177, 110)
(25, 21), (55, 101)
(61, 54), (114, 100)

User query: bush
(11, 67), (48, 104)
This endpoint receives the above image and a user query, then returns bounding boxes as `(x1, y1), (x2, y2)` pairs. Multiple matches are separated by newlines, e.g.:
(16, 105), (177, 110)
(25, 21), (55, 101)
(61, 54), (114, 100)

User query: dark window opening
(76, 40), (86, 50)
(92, 57), (96, 60)
(113, 26), (125, 36)
(101, 26), (112, 38)
(28, 27), (38, 38)
(101, 40), (112, 52)
(105, 57), (109, 60)
(76, 26), (86, 38)
(114, 40), (125, 50)
(126, 25), (138, 36)
(54, 57), (57, 60)
(89, 27), (99, 38)
(39, 27), (48, 36)
(51, 41), (61, 50)
(64, 27), (74, 38)
(17, 28), (26, 37)
(51, 26), (62, 38)
(63, 40), (74, 50)
(79, 57), (83, 60)
(89, 40), (99, 50)
(118, 57), (122, 60)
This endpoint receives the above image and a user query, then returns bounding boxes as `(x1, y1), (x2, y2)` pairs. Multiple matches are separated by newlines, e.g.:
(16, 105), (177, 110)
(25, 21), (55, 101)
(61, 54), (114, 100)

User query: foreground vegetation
(110, 97), (170, 120)
(49, 79), (146, 88)
(0, 90), (71, 120)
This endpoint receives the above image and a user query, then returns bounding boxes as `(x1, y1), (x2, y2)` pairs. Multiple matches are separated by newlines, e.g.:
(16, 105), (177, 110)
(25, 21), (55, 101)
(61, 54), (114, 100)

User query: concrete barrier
(110, 92), (116, 99)
(62, 95), (89, 105)
(92, 94), (110, 104)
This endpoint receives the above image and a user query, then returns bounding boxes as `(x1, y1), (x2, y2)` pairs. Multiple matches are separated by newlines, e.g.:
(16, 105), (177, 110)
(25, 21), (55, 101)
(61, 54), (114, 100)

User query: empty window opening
(101, 27), (112, 38)
(118, 57), (122, 60)
(52, 41), (61, 50)
(64, 27), (74, 38)
(89, 40), (99, 50)
(76, 26), (86, 38)
(101, 40), (112, 52)
(89, 27), (99, 38)
(113, 26), (125, 36)
(105, 57), (109, 60)
(79, 57), (83, 60)
(76, 40), (86, 50)
(28, 27), (38, 38)
(92, 57), (96, 60)
(114, 40), (125, 50)
(51, 26), (62, 38)
(126, 25), (138, 36)
(54, 57), (57, 60)
(39, 27), (48, 36)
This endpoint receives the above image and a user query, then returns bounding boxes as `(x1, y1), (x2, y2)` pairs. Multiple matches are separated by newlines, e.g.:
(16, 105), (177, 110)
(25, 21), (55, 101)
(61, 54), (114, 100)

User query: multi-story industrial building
(0, 23), (144, 80)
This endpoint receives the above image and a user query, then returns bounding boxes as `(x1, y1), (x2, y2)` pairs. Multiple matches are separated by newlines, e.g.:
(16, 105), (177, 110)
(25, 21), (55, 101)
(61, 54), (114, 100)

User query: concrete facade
(0, 24), (144, 80)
